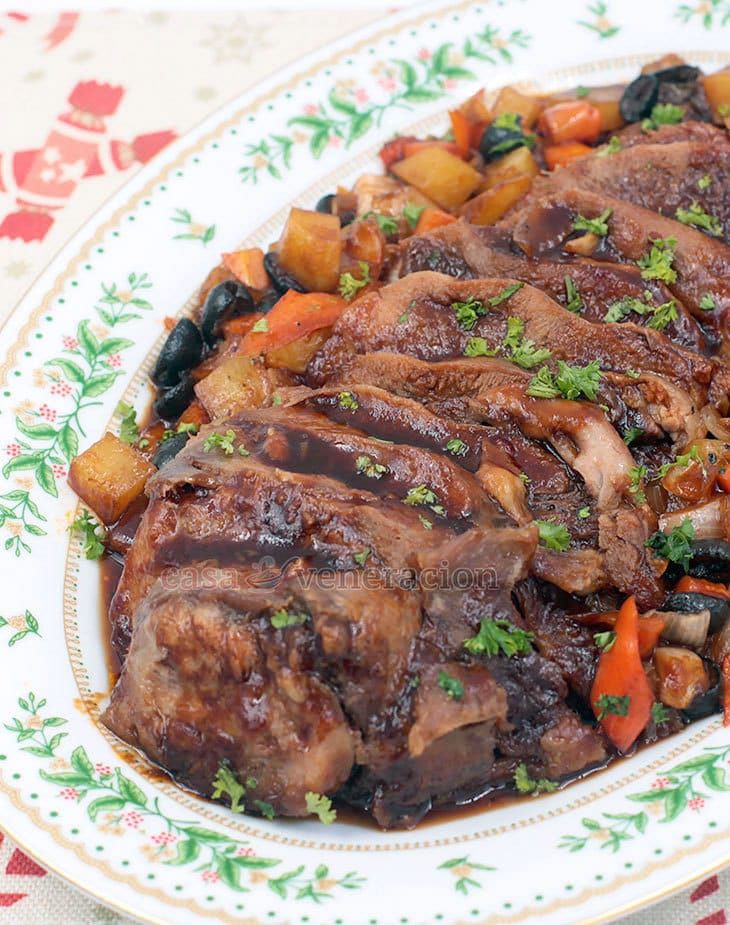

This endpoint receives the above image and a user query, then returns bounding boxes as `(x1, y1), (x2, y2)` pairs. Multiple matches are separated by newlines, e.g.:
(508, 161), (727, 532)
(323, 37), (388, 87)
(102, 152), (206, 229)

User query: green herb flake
(563, 275), (583, 313)
(488, 281), (524, 307)
(254, 800), (275, 820)
(645, 518), (695, 573)
(656, 445), (704, 480)
(503, 316), (552, 369)
(445, 438), (468, 457)
(404, 484), (445, 516)
(623, 426), (643, 446)
(437, 670), (465, 701)
(535, 519), (571, 552)
(514, 762), (558, 795)
(578, 506), (591, 519)
(69, 510), (106, 560)
(594, 631), (617, 652)
(338, 390), (359, 411)
(451, 295), (486, 331)
(353, 548), (371, 567)
(638, 236), (677, 284)
(596, 135), (622, 158)
(625, 368), (641, 379)
(211, 762), (247, 813)
(572, 208), (612, 237)
(338, 261), (371, 301)
(698, 174), (712, 191)
(551, 359), (602, 402)
(117, 401), (139, 445)
(355, 454), (388, 479)
(699, 293), (716, 311)
(676, 201), (723, 237)
(463, 618), (534, 658)
(526, 365), (560, 399)
(604, 295), (654, 323)
(464, 336), (498, 358)
(403, 201), (425, 229)
(364, 212), (399, 235)
(641, 102), (684, 132)
(575, 85), (590, 98)
(203, 429), (237, 455)
(251, 317), (269, 333)
(596, 693), (631, 721)
(305, 791), (337, 824)
(651, 702), (671, 725)
(418, 514), (433, 530)
(270, 608), (308, 629)
(628, 465), (648, 504)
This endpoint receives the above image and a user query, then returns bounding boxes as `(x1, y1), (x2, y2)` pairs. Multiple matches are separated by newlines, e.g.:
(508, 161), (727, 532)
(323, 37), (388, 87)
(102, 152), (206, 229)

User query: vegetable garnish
(651, 702), (671, 725)
(451, 295), (486, 330)
(488, 281), (524, 307)
(572, 208), (612, 237)
(656, 445), (704, 480)
(211, 762), (254, 814)
(700, 293), (717, 311)
(355, 454), (388, 479)
(604, 295), (654, 323)
(535, 519), (571, 552)
(646, 299), (678, 331)
(338, 391), (359, 411)
(698, 173), (712, 191)
(578, 506), (591, 519)
(526, 360), (602, 402)
(363, 212), (399, 235)
(628, 465), (648, 504)
(594, 631), (616, 652)
(305, 791), (337, 824)
(514, 762), (558, 795)
(254, 800), (276, 820)
(437, 670), (465, 701)
(445, 438), (468, 457)
(563, 275), (583, 313)
(637, 236), (678, 284)
(503, 317), (552, 369)
(270, 609), (308, 629)
(623, 426), (643, 446)
(463, 336), (498, 358)
(590, 595), (653, 751)
(403, 201), (425, 229)
(675, 201), (723, 237)
(338, 261), (371, 301)
(641, 102), (684, 132)
(418, 514), (433, 530)
(463, 618), (534, 658)
(69, 510), (106, 560)
(251, 317), (269, 333)
(353, 548), (371, 567)
(117, 401), (140, 445)
(203, 430), (237, 455)
(645, 518), (695, 572)
(596, 135), (622, 157)
(403, 484), (445, 516)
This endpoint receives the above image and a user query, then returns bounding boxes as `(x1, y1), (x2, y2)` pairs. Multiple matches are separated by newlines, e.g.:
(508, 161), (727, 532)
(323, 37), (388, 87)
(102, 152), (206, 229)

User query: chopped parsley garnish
(698, 174), (712, 191)
(251, 317), (269, 333)
(363, 212), (399, 235)
(641, 102), (684, 132)
(645, 518), (695, 573)
(699, 293), (716, 311)
(211, 762), (251, 813)
(597, 135), (622, 157)
(488, 281), (524, 306)
(487, 113), (537, 157)
(625, 368), (641, 379)
(576, 85), (590, 98)
(353, 548), (371, 567)
(463, 618), (534, 658)
(254, 800), (276, 820)
(338, 391), (359, 411)
(651, 702), (671, 725)
(305, 791), (337, 824)
(604, 295), (654, 323)
(594, 631), (617, 652)
(69, 510), (106, 560)
(637, 236), (677, 284)
(518, 472), (530, 485)
(564, 275), (583, 313)
(578, 506), (591, 519)
(628, 464), (648, 504)
(270, 609), (308, 629)
(445, 437), (468, 456)
(451, 295), (486, 330)
(403, 201), (425, 229)
(675, 201), (723, 237)
(437, 670), (464, 701)
(526, 360), (602, 402)
(203, 429), (237, 455)
(271, 393), (283, 406)
(338, 261), (370, 301)
(572, 208), (612, 237)
(418, 514), (433, 530)
(596, 693), (631, 721)
(656, 445), (704, 479)
(161, 421), (200, 442)
(502, 316), (552, 369)
(355, 454), (388, 479)
(623, 426), (643, 446)
(117, 401), (139, 445)
(464, 336), (498, 358)
(404, 484), (445, 516)
(535, 519), (571, 552)
(514, 762), (558, 795)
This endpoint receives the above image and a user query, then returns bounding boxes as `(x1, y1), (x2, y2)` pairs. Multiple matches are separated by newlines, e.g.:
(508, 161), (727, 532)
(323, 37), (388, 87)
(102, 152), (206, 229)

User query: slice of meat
(617, 120), (726, 148)
(398, 222), (705, 352)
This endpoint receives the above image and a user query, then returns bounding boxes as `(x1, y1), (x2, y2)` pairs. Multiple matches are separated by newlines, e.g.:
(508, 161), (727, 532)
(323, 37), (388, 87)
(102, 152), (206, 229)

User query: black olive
(651, 64), (700, 85)
(338, 209), (356, 227)
(664, 592), (730, 633)
(681, 683), (721, 721)
(152, 432), (190, 469)
(257, 288), (281, 313)
(686, 539), (730, 581)
(479, 116), (529, 162)
(619, 74), (659, 123)
(263, 251), (307, 295)
(315, 193), (336, 214)
(151, 318), (203, 388)
(153, 373), (194, 421)
(200, 280), (255, 347)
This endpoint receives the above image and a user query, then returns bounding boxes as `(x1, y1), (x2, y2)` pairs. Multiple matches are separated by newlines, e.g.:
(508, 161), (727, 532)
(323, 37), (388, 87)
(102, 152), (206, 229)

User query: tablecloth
(0, 8), (728, 924)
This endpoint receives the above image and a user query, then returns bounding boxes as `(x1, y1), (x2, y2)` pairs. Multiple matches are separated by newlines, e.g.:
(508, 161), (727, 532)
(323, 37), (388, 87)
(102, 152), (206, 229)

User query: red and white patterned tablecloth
(0, 8), (728, 924)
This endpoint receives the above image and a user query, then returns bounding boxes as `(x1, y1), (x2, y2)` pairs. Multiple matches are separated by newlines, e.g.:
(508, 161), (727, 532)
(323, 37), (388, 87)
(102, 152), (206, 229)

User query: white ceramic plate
(1, 1), (729, 922)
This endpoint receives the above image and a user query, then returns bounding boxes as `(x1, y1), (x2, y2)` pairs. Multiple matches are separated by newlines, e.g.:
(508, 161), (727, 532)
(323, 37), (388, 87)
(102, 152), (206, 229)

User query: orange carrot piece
(414, 207), (457, 234)
(449, 109), (473, 157)
(544, 142), (593, 170)
(675, 576), (730, 600)
(239, 290), (347, 356)
(539, 101), (602, 145)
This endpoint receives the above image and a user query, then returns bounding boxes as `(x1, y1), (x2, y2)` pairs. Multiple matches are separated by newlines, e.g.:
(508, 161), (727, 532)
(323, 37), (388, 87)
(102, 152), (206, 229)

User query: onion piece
(659, 496), (730, 540)
(647, 609), (710, 649)
(655, 647), (711, 709)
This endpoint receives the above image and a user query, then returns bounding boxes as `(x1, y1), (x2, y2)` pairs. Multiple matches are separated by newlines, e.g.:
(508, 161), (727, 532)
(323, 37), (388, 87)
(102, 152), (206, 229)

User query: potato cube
(195, 355), (271, 419)
(277, 207), (342, 292)
(391, 147), (481, 210)
(459, 175), (533, 225)
(492, 86), (542, 128)
(265, 328), (332, 374)
(482, 147), (538, 191)
(703, 69), (730, 121)
(68, 433), (154, 525)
